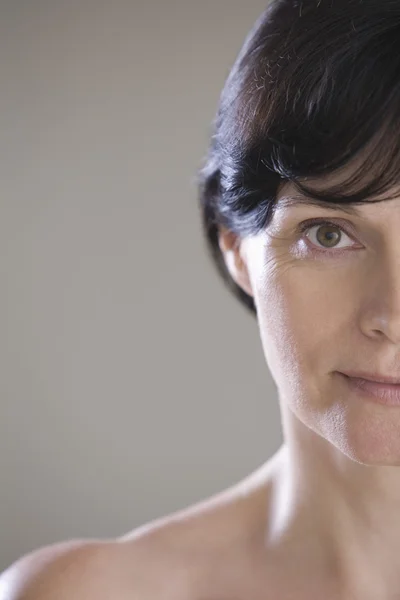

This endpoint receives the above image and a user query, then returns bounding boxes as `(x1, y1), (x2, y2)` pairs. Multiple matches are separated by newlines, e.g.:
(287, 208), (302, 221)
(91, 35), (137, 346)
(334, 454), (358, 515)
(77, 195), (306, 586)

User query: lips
(339, 372), (400, 406)
(340, 371), (400, 385)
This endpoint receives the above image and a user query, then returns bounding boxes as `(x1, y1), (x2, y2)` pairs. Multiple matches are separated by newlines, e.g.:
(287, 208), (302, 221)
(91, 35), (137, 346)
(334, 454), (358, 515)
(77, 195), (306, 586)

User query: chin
(326, 416), (400, 467)
(282, 380), (400, 467)
(335, 444), (400, 467)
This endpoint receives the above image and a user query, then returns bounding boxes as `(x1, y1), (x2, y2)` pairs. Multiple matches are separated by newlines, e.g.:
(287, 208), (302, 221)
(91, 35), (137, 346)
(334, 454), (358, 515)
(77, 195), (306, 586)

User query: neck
(267, 409), (400, 599)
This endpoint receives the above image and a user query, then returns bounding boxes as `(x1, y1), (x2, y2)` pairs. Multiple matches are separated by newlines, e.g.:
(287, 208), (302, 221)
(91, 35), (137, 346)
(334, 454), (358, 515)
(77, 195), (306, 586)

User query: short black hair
(197, 0), (400, 317)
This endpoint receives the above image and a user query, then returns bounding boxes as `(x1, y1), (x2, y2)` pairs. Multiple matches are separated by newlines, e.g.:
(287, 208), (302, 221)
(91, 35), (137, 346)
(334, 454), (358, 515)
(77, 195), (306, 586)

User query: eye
(298, 219), (357, 252)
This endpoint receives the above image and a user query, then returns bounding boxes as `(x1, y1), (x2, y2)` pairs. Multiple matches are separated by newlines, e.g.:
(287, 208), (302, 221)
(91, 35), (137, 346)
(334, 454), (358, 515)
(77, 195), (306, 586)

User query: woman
(3, 0), (400, 598)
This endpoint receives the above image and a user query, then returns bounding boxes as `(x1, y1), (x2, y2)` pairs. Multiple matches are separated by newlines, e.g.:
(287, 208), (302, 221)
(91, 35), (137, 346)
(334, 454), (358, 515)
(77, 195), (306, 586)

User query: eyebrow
(276, 195), (364, 216)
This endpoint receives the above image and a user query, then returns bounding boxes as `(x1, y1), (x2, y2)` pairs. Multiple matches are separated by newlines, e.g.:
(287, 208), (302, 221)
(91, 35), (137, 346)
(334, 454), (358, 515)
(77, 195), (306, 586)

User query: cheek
(246, 234), (357, 383)
(257, 287), (309, 402)
(251, 256), (348, 410)
(253, 262), (321, 381)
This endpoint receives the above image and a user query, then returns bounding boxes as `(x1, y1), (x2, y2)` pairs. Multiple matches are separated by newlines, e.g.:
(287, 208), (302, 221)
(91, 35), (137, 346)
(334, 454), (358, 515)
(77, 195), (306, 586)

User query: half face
(219, 179), (400, 466)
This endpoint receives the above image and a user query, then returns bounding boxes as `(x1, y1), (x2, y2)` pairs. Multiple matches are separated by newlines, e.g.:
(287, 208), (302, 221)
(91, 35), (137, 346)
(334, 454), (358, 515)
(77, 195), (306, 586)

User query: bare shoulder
(0, 539), (121, 599)
(0, 510), (223, 600)
(119, 459), (277, 597)
(0, 534), (192, 600)
(0, 458), (279, 600)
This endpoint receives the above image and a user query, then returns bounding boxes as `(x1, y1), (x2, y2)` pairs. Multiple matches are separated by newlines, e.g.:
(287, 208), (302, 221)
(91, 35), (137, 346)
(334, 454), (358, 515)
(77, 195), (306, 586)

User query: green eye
(298, 219), (357, 254)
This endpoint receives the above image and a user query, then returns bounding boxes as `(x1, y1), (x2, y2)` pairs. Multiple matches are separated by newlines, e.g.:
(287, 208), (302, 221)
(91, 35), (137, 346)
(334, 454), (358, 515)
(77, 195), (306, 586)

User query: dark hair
(197, 0), (400, 317)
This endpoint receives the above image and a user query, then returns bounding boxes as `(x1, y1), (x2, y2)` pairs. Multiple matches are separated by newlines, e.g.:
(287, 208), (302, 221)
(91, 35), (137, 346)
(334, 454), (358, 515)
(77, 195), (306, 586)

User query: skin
(219, 172), (400, 600)
(3, 168), (400, 599)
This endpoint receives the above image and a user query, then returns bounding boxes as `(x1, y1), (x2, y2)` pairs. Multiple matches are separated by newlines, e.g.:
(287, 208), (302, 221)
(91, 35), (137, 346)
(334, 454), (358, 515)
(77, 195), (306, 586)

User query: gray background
(0, 0), (282, 572)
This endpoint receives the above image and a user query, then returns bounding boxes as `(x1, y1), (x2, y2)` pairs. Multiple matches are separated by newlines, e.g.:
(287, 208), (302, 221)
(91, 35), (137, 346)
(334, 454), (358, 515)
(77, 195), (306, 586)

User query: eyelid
(297, 217), (363, 254)
(298, 217), (358, 239)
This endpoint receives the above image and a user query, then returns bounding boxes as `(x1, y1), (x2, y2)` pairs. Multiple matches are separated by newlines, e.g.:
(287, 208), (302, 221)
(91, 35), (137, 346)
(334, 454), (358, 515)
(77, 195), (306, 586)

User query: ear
(218, 226), (254, 298)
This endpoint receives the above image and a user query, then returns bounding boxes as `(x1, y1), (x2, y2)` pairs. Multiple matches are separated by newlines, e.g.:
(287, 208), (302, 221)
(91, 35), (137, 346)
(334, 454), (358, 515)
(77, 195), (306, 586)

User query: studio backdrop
(0, 0), (281, 572)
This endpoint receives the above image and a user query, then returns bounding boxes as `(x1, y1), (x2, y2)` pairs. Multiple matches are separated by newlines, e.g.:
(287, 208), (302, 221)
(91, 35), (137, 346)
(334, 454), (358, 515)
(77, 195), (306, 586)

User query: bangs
(219, 1), (400, 210)
(280, 118), (400, 206)
(198, 1), (400, 315)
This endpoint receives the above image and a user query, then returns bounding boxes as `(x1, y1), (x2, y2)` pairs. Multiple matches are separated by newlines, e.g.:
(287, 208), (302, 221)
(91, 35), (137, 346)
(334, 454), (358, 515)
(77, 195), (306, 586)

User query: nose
(359, 262), (400, 344)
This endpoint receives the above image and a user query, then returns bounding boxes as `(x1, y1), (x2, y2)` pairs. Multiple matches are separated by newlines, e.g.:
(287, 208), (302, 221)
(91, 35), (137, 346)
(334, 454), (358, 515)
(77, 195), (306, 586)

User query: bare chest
(190, 554), (341, 600)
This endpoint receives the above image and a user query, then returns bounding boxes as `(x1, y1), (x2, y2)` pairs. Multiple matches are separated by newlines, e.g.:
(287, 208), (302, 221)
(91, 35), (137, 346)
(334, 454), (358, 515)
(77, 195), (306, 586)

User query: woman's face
(220, 178), (400, 466)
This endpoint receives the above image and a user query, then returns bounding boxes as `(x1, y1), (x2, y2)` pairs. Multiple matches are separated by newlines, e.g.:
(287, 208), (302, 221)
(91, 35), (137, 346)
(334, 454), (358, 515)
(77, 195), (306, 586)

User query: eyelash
(297, 218), (359, 256)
